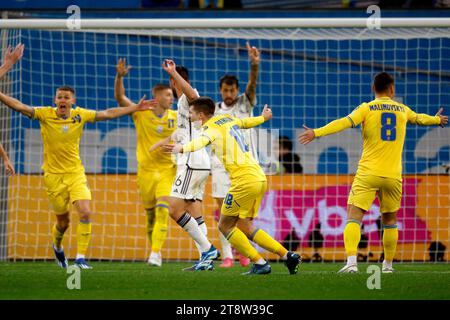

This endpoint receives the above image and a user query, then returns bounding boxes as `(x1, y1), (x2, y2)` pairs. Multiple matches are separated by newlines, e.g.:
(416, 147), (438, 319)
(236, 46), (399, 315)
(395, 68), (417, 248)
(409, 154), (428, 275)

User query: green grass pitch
(0, 261), (448, 300)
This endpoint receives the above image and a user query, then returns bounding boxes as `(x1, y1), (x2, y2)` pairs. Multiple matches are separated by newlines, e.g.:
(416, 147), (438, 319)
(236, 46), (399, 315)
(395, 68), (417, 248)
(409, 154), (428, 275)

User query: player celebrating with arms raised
(299, 72), (448, 273)
(0, 82), (155, 269)
(115, 58), (177, 267)
(165, 97), (301, 275)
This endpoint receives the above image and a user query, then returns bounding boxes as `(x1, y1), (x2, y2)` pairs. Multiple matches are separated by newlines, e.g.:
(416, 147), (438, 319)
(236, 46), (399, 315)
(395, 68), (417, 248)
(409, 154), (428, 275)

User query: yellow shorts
(43, 172), (91, 215)
(221, 180), (267, 219)
(347, 174), (402, 213)
(137, 166), (176, 209)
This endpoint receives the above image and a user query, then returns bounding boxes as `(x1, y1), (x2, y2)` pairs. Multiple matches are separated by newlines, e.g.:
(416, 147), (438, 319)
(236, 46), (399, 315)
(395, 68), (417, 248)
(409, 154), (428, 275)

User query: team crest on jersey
(71, 114), (81, 123)
(156, 125), (163, 133)
(224, 193), (234, 209)
(168, 119), (175, 128)
(62, 125), (69, 133)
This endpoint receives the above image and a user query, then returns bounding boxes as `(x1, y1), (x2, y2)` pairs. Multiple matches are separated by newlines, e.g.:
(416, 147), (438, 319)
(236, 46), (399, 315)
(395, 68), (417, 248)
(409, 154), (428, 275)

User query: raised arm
(299, 103), (368, 145)
(298, 117), (353, 146)
(95, 96), (156, 121)
(237, 104), (272, 128)
(409, 107), (448, 127)
(0, 143), (15, 176)
(0, 91), (34, 118)
(0, 44), (24, 80)
(162, 59), (199, 102)
(245, 42), (260, 105)
(114, 58), (134, 107)
(313, 117), (354, 137)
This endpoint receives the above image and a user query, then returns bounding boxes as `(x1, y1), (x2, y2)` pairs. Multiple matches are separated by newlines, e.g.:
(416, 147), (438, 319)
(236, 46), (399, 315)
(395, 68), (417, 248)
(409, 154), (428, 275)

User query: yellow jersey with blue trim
(314, 97), (440, 179)
(32, 106), (97, 174)
(132, 109), (177, 171)
(183, 114), (266, 184)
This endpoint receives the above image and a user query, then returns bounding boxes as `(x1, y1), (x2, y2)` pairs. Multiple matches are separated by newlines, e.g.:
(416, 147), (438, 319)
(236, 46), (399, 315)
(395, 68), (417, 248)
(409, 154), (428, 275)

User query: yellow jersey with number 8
(344, 96), (440, 179)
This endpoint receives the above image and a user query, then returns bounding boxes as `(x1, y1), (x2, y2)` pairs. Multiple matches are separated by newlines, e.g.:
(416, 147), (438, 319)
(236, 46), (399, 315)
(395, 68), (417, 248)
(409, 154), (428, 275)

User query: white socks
(194, 216), (208, 256)
(219, 232), (233, 260)
(177, 213), (211, 253)
(347, 255), (357, 265)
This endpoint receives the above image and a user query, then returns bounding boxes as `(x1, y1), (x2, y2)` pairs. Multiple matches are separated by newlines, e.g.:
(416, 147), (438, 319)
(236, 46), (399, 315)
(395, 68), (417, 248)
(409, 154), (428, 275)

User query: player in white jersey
(212, 42), (260, 268)
(169, 69), (211, 201)
(160, 59), (219, 271)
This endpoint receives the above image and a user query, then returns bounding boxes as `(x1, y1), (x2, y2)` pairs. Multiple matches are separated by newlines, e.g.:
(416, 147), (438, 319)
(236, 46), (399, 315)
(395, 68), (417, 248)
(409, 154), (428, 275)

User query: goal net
(1, 19), (449, 263)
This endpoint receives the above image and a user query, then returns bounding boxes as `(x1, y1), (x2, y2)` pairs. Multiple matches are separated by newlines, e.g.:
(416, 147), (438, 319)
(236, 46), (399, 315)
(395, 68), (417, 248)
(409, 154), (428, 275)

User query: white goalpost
(0, 18), (449, 263)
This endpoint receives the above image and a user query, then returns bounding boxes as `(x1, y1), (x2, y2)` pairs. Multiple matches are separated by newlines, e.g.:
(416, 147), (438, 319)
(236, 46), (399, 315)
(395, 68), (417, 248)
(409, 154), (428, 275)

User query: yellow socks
(250, 228), (288, 258)
(226, 227), (262, 263)
(383, 224), (398, 262)
(344, 220), (361, 257)
(76, 220), (92, 256)
(151, 202), (169, 253)
(52, 224), (65, 249)
(225, 227), (289, 263)
(145, 208), (156, 244)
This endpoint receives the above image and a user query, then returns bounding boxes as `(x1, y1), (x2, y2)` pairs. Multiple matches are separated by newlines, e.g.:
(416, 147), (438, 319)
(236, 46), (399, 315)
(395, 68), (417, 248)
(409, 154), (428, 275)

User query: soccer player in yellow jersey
(115, 58), (177, 267)
(165, 97), (301, 275)
(0, 85), (154, 269)
(213, 42), (260, 268)
(299, 72), (448, 273)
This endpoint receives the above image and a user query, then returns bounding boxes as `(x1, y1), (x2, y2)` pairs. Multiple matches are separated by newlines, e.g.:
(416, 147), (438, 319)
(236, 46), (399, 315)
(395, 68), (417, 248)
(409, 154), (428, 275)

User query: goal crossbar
(0, 18), (450, 29)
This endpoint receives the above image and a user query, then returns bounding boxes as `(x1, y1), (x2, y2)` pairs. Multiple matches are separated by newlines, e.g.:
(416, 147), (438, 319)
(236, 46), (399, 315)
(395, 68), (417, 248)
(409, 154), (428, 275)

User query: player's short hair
(56, 86), (75, 96)
(152, 83), (171, 96)
(219, 74), (239, 89)
(279, 135), (293, 151)
(373, 72), (394, 93)
(190, 97), (215, 116)
(176, 65), (189, 82)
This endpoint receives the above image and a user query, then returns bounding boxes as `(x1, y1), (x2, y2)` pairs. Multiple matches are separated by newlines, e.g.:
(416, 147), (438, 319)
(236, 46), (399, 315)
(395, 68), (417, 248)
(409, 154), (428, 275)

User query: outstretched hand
(435, 108), (448, 128)
(116, 58), (132, 77)
(246, 42), (260, 65)
(4, 159), (15, 176)
(261, 104), (272, 121)
(162, 143), (183, 154)
(136, 95), (157, 111)
(3, 43), (24, 67)
(149, 136), (171, 152)
(162, 59), (176, 74)
(298, 125), (316, 145)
